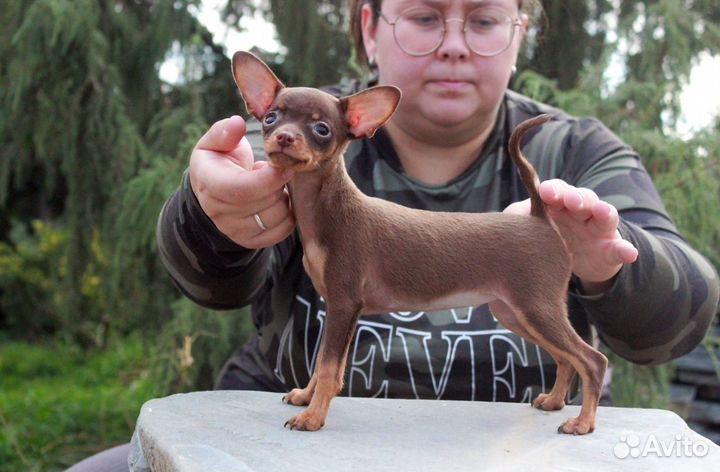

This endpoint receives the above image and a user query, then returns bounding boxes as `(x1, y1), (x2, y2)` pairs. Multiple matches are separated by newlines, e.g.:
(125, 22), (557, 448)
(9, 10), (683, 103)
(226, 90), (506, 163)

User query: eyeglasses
(377, 6), (522, 57)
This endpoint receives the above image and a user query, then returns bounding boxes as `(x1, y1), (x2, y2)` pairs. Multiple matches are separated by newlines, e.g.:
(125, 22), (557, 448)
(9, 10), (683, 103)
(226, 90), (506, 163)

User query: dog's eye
(313, 122), (331, 138)
(263, 111), (278, 126)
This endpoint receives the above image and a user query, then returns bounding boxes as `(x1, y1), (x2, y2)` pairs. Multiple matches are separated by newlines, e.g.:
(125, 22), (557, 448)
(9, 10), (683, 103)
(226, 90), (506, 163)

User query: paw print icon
(614, 433), (642, 459)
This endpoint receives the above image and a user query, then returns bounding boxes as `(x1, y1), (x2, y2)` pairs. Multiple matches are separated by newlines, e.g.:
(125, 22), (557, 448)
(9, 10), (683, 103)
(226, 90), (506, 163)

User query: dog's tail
(507, 114), (552, 219)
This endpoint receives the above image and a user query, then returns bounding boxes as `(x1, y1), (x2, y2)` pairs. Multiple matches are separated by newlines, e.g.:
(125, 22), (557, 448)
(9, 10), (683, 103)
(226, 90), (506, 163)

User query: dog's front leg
(284, 300), (362, 431)
(283, 373), (317, 406)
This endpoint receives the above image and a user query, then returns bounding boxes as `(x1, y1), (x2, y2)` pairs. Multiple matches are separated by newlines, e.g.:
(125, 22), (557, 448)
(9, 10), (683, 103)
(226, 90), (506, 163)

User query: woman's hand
(504, 179), (638, 295)
(189, 115), (296, 249)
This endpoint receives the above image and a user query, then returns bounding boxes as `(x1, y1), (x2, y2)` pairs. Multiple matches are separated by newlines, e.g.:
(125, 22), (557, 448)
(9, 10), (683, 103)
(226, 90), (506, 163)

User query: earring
(511, 65), (517, 76)
(368, 56), (376, 68)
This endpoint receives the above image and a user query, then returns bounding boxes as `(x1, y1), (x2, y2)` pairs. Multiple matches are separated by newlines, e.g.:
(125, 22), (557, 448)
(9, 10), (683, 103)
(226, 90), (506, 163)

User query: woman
(165, 0), (716, 399)
(67, 0), (719, 470)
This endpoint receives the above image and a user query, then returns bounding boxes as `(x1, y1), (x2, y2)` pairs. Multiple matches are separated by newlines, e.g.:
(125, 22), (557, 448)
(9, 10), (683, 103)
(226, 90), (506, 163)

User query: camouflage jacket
(157, 83), (719, 403)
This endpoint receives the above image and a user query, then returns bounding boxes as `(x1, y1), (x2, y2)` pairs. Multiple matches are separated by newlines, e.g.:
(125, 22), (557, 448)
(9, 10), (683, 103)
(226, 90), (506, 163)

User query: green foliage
(618, 0), (720, 121)
(0, 307), (252, 469)
(268, 0), (354, 86)
(0, 220), (110, 344)
(702, 330), (720, 380)
(605, 350), (674, 410)
(0, 336), (157, 472)
(106, 109), (208, 334)
(0, 0), (211, 343)
(641, 136), (720, 268)
(525, 0), (613, 90)
(526, 0), (720, 99)
(0, 221), (66, 335)
(149, 299), (254, 395)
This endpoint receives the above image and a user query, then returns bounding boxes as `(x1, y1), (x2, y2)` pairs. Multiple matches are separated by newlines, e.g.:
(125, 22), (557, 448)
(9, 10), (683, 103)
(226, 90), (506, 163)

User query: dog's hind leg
(531, 356), (575, 411)
(509, 295), (607, 434)
(490, 300), (576, 411)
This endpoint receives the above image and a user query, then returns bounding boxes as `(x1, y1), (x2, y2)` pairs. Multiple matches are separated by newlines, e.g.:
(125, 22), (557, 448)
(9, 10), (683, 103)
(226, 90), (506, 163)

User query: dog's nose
(276, 132), (296, 147)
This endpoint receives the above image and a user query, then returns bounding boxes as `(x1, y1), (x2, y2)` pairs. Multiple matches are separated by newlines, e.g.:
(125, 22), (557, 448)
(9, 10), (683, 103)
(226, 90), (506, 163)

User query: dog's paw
(557, 416), (595, 435)
(284, 412), (324, 431)
(532, 393), (565, 411)
(282, 388), (313, 406)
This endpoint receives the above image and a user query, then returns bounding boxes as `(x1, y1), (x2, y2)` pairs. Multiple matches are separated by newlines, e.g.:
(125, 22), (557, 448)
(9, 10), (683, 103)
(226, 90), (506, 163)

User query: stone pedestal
(129, 391), (720, 472)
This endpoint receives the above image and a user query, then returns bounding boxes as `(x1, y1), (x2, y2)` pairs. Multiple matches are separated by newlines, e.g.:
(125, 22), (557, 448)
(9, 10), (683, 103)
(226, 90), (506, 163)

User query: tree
(269, 0), (354, 86)
(0, 0), (215, 343)
(220, 0), (354, 86)
(523, 0), (613, 90)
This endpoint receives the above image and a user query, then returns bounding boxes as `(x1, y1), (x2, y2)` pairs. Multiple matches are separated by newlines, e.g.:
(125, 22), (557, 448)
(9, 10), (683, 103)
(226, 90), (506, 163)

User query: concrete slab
(129, 390), (720, 472)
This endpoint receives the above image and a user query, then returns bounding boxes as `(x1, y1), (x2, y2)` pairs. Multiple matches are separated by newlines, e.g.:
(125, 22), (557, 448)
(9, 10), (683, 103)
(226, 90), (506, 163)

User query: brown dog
(231, 51), (608, 435)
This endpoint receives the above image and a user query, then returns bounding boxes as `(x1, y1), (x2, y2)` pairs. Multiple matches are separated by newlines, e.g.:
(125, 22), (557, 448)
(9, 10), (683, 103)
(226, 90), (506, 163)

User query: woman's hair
(348, 0), (544, 69)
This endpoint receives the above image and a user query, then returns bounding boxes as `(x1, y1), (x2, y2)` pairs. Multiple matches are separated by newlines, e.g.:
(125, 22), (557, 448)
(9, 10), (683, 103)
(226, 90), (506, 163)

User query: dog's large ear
(340, 86), (401, 139)
(232, 51), (285, 121)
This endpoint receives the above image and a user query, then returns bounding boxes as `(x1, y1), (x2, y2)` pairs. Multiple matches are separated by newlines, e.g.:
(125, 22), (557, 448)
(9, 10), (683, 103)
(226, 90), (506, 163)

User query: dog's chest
(302, 239), (328, 298)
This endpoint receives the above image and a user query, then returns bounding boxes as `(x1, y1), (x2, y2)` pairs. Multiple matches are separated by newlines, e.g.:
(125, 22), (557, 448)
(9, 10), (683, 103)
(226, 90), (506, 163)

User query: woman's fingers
(188, 117), (297, 249)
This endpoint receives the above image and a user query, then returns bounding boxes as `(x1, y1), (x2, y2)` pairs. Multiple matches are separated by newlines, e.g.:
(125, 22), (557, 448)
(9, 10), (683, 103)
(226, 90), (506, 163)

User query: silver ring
(253, 213), (268, 231)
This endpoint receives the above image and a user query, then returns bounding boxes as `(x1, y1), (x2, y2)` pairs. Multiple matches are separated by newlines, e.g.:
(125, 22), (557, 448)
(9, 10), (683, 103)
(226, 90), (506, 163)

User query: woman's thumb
(196, 115), (247, 153)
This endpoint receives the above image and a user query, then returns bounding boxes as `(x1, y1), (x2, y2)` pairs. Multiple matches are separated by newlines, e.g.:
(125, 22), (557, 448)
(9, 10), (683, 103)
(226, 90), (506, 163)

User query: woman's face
(362, 0), (526, 135)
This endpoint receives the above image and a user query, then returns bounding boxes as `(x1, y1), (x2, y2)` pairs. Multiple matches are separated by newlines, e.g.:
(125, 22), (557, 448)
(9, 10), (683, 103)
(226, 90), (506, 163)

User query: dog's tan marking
(303, 240), (328, 299)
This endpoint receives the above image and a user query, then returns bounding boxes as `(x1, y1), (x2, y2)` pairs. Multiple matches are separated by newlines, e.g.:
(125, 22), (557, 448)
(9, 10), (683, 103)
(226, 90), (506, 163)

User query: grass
(0, 335), (158, 472)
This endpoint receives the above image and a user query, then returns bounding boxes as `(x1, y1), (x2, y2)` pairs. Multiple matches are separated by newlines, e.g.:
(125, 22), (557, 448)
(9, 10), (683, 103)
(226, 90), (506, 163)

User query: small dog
(231, 51), (608, 435)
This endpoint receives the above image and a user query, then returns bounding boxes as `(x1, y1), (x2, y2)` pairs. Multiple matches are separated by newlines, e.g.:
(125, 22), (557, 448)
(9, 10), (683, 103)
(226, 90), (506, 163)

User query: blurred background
(0, 0), (719, 470)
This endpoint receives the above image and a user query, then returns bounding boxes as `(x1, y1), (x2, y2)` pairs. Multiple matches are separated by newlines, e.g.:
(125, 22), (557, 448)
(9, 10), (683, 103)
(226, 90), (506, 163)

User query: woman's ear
(361, 3), (377, 65)
(519, 13), (529, 40)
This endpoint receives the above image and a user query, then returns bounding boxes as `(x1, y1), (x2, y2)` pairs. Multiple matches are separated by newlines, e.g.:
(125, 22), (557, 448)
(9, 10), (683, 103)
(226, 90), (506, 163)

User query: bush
(0, 220), (68, 337)
(149, 299), (254, 395)
(0, 219), (112, 347)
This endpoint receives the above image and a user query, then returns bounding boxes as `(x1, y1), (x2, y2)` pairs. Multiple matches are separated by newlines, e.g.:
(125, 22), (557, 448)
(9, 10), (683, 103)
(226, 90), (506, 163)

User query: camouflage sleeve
(156, 170), (271, 309)
(561, 118), (720, 365)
